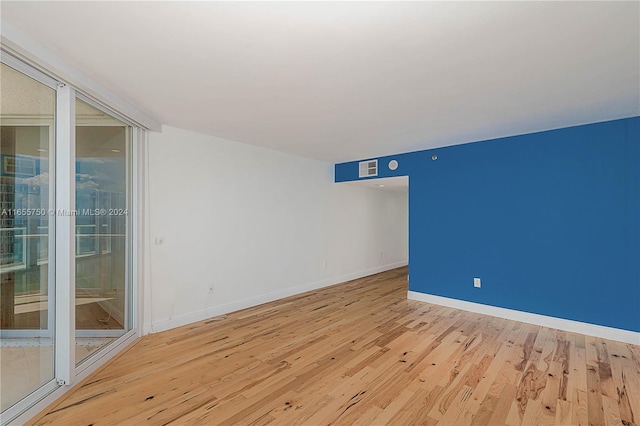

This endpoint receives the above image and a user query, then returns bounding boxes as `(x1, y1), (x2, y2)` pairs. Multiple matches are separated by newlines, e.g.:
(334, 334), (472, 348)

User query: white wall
(145, 125), (408, 333)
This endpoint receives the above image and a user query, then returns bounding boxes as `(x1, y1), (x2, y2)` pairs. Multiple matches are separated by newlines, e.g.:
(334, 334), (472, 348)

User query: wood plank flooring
(29, 267), (640, 425)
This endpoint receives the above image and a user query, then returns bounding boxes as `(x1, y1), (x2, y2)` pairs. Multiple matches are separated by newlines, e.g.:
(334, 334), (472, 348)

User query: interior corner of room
(0, 1), (639, 425)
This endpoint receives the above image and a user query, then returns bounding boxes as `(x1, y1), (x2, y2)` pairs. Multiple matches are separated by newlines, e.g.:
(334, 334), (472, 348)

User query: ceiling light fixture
(36, 148), (47, 152)
(111, 149), (121, 153)
(378, 184), (385, 187)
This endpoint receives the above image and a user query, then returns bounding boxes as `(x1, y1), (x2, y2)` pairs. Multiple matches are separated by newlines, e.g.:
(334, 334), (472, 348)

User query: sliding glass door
(75, 99), (132, 365)
(0, 57), (137, 422)
(0, 63), (56, 412)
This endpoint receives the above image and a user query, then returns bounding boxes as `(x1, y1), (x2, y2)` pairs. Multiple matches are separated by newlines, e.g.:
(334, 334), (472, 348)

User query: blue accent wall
(335, 117), (640, 332)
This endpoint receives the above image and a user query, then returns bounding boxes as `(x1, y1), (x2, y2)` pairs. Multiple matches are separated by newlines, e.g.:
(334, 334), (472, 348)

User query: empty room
(0, 1), (639, 425)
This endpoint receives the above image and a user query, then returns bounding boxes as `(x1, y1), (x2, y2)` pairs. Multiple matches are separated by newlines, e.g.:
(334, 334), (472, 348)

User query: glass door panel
(75, 99), (131, 365)
(0, 63), (55, 412)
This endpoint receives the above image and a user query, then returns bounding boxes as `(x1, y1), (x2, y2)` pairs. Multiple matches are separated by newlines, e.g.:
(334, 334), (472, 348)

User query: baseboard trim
(150, 261), (408, 333)
(407, 291), (640, 345)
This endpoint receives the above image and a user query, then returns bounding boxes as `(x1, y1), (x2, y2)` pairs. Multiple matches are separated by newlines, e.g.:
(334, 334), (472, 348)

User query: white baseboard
(150, 261), (408, 334)
(407, 291), (640, 345)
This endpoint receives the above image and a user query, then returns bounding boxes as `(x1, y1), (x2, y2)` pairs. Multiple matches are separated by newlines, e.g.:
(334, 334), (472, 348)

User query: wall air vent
(359, 159), (378, 178)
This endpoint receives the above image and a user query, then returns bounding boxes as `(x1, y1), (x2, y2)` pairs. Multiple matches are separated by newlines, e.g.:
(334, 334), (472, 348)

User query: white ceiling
(1, 1), (638, 163)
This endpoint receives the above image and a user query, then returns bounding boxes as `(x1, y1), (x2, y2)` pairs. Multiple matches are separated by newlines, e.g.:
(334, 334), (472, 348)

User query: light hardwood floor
(29, 267), (640, 425)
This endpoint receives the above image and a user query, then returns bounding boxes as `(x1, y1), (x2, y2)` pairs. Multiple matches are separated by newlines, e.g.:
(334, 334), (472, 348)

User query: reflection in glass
(75, 99), (131, 365)
(0, 63), (55, 412)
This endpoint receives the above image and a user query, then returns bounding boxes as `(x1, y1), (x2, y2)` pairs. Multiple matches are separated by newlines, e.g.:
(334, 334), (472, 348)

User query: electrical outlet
(474, 278), (481, 288)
